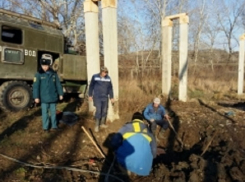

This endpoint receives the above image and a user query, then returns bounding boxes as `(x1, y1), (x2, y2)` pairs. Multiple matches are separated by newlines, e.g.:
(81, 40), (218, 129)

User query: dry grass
(119, 64), (245, 104)
(118, 78), (164, 114)
(188, 77), (237, 94)
(187, 66), (245, 100)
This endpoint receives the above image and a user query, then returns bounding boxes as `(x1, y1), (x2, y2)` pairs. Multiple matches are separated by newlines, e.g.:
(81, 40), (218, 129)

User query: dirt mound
(0, 99), (245, 181)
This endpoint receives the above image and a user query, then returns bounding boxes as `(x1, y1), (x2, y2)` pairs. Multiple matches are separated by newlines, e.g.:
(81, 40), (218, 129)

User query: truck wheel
(0, 81), (33, 112)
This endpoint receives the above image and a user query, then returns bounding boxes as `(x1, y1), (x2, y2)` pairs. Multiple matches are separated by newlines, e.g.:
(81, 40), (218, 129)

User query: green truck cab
(0, 9), (87, 111)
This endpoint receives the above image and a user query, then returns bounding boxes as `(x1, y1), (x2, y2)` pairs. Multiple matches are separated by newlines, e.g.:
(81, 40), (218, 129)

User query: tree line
(1, 0), (245, 65)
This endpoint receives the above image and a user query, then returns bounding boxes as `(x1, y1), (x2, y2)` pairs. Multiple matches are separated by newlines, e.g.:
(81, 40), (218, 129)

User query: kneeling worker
(110, 112), (157, 176)
(143, 97), (170, 140)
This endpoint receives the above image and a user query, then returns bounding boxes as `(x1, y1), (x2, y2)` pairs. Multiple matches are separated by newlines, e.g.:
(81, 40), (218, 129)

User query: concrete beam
(165, 13), (187, 20)
(240, 34), (245, 40)
(178, 21), (189, 101)
(162, 18), (173, 96)
(179, 15), (189, 24)
(102, 0), (119, 121)
(238, 34), (245, 95)
(162, 13), (189, 101)
(101, 0), (117, 8)
(84, 0), (100, 111)
(84, 0), (99, 13)
(162, 18), (173, 27)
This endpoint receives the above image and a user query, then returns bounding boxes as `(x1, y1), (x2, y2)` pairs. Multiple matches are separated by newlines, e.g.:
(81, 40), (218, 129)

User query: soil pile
(0, 99), (244, 182)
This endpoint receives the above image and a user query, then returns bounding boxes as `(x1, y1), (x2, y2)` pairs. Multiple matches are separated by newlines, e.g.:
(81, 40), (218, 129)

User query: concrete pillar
(178, 15), (189, 101)
(84, 0), (100, 112)
(102, 0), (119, 121)
(238, 34), (245, 95)
(161, 18), (173, 96)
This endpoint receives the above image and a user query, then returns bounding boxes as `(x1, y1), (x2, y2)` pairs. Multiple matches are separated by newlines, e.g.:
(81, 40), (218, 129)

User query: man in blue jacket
(110, 112), (157, 176)
(88, 66), (114, 132)
(143, 97), (170, 140)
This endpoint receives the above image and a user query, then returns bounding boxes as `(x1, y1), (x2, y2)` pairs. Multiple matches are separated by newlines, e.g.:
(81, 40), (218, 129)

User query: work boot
(100, 117), (108, 129)
(94, 119), (100, 132)
(50, 128), (61, 132)
(43, 129), (49, 133)
(94, 126), (99, 132)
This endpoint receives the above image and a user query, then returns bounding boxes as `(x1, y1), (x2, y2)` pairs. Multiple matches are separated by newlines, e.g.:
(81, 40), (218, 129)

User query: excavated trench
(101, 123), (245, 182)
(125, 100), (245, 182)
(152, 135), (244, 182)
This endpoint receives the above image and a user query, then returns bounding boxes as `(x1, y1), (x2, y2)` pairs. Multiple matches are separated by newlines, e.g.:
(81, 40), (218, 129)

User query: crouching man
(110, 112), (157, 176)
(143, 97), (170, 141)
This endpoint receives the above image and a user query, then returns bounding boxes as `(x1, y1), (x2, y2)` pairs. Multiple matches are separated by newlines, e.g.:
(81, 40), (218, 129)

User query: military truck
(0, 9), (87, 112)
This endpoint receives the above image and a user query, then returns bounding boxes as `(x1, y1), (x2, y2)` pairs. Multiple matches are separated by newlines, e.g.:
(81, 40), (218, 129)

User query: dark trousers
(147, 119), (169, 132)
(93, 98), (108, 119)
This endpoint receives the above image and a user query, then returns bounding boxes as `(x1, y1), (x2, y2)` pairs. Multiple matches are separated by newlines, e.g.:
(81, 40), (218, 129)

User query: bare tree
(3, 0), (86, 54)
(216, 0), (245, 61)
(117, 15), (136, 55)
(200, 0), (223, 71)
(118, 0), (189, 75)
(189, 0), (209, 64)
(202, 16), (221, 71)
(118, 0), (163, 76)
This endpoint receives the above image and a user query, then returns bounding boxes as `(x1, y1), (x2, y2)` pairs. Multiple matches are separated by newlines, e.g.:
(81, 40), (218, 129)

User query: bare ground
(0, 98), (245, 182)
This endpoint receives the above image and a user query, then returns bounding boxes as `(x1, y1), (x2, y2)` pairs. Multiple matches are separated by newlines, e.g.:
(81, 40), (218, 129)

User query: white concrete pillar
(84, 0), (100, 112)
(102, 0), (119, 122)
(161, 18), (173, 96)
(238, 34), (245, 95)
(178, 15), (189, 101)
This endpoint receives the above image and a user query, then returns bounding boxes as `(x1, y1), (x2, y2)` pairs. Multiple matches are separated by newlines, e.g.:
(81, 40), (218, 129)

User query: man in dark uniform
(33, 54), (64, 132)
(88, 66), (114, 132)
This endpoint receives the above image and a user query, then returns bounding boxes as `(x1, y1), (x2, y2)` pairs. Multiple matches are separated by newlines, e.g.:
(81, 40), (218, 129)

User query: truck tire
(0, 81), (33, 112)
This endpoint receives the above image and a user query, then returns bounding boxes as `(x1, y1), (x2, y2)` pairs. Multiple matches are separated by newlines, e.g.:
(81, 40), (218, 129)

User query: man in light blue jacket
(143, 97), (170, 139)
(110, 112), (157, 176)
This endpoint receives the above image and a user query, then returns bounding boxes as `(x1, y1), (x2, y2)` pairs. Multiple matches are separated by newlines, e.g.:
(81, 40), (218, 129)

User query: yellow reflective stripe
(123, 132), (136, 139)
(122, 121), (152, 142)
(123, 132), (152, 143)
(133, 122), (140, 132)
(142, 134), (152, 142)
